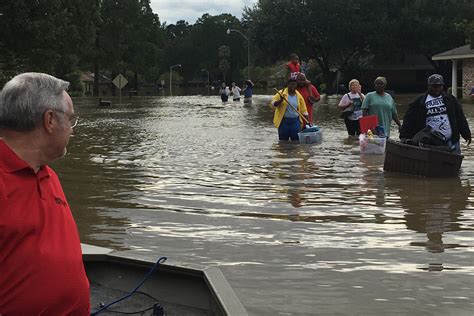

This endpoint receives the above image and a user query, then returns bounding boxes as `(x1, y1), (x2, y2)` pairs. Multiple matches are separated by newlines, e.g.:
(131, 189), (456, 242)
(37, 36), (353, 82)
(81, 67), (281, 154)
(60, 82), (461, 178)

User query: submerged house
(360, 54), (435, 93)
(432, 45), (474, 99)
(81, 72), (113, 96)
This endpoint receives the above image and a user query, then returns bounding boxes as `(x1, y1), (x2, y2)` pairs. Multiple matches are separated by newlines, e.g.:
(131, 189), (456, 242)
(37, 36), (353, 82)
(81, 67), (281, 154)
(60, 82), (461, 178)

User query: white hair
(348, 79), (360, 89)
(0, 72), (69, 131)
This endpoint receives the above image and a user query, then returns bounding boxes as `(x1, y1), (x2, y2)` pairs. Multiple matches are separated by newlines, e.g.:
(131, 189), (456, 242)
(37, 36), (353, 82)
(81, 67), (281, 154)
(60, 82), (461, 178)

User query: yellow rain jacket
(270, 88), (308, 128)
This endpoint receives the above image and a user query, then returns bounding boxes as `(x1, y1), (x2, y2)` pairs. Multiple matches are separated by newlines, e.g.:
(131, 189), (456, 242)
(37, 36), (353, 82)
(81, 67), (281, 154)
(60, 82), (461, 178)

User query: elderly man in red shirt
(296, 72), (321, 125)
(0, 73), (90, 315)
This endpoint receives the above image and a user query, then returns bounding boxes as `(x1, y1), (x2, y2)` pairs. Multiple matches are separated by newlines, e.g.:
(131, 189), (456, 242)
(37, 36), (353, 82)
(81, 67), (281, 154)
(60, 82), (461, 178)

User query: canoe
(383, 139), (463, 177)
(82, 244), (248, 315)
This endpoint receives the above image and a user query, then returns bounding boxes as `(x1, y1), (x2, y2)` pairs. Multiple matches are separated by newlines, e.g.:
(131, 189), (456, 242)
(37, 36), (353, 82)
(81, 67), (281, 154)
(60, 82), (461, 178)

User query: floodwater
(55, 94), (474, 315)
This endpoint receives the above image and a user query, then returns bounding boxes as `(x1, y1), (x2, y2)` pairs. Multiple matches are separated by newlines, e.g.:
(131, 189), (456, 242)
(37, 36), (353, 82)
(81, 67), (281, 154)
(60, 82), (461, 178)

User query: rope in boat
(90, 256), (167, 315)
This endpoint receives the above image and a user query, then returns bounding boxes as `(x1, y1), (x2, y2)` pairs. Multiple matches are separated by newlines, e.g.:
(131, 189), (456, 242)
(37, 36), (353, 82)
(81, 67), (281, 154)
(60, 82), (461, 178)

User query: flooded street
(55, 94), (474, 315)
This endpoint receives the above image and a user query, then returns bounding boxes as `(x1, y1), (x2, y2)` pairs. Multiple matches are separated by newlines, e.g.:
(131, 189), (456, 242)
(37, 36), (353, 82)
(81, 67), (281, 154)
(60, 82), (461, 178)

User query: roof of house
(432, 45), (474, 61)
(81, 72), (112, 84)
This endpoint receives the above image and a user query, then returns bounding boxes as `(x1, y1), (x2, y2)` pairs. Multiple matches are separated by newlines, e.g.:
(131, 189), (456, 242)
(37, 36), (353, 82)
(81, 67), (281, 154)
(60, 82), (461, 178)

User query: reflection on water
(385, 176), (471, 253)
(269, 142), (319, 208)
(53, 95), (474, 315)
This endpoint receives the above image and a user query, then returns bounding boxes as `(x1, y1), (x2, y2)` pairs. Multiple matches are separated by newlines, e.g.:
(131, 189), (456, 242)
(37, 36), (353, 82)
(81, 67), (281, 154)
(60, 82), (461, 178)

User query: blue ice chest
(298, 126), (323, 144)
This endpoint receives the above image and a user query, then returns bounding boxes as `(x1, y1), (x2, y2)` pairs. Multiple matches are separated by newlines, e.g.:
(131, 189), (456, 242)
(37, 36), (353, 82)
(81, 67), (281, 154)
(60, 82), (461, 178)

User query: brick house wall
(463, 59), (474, 97)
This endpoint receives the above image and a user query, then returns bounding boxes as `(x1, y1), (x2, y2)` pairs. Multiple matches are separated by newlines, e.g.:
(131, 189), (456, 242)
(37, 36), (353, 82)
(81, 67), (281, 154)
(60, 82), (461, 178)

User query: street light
(227, 28), (250, 80)
(169, 64), (181, 96)
(202, 69), (210, 95)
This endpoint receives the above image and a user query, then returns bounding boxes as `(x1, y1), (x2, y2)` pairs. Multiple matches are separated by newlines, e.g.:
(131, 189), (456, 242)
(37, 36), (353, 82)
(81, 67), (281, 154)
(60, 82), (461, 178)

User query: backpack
(409, 126), (453, 152)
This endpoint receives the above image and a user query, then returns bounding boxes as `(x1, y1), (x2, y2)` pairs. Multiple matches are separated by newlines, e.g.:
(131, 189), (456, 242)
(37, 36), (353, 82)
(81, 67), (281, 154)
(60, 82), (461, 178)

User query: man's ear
(43, 109), (55, 134)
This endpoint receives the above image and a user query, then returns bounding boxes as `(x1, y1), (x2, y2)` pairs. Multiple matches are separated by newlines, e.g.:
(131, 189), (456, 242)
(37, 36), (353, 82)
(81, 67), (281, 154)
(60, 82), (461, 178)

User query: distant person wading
(231, 82), (241, 101)
(219, 83), (230, 102)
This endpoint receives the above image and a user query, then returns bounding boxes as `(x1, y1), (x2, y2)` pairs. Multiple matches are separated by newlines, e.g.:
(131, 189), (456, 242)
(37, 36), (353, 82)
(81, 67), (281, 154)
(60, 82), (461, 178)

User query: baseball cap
(288, 72), (299, 83)
(428, 74), (444, 85)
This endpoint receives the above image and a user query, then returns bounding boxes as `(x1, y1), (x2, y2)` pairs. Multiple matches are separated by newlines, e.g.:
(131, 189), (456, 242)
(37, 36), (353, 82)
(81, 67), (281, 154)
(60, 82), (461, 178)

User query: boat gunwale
(82, 243), (248, 316)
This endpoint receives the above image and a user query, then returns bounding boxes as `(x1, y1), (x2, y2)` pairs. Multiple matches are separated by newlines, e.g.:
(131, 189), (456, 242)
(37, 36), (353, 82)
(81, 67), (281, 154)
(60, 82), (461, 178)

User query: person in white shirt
(219, 83), (230, 102)
(231, 82), (241, 101)
(400, 74), (471, 154)
(338, 79), (365, 136)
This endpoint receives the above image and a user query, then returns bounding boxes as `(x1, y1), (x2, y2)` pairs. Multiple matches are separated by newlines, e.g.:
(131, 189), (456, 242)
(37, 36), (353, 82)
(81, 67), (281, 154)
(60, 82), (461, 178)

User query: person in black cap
(400, 74), (471, 153)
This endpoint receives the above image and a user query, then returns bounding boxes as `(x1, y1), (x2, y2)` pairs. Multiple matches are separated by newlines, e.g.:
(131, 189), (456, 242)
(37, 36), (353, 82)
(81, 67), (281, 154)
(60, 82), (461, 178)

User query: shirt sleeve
(272, 90), (284, 107)
(399, 97), (419, 139)
(338, 94), (349, 107)
(311, 85), (320, 99)
(299, 95), (308, 115)
(361, 94), (370, 110)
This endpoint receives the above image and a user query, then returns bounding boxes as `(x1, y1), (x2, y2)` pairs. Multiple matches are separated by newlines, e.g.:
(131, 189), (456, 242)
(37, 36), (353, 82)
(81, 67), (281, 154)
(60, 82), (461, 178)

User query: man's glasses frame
(53, 108), (79, 128)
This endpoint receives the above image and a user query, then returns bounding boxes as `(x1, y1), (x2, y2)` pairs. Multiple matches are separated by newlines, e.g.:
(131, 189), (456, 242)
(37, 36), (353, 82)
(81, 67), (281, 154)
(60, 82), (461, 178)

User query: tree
(96, 0), (165, 94)
(244, 0), (474, 94)
(165, 20), (191, 40)
(244, 0), (377, 94)
(458, 20), (474, 48)
(161, 14), (244, 84)
(385, 0), (474, 68)
(160, 70), (183, 86)
(218, 45), (231, 82)
(467, 22), (474, 47)
(0, 0), (99, 90)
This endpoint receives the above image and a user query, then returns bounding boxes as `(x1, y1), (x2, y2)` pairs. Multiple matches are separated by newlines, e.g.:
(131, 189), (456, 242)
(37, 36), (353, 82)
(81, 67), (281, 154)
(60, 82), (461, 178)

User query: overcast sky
(150, 0), (258, 25)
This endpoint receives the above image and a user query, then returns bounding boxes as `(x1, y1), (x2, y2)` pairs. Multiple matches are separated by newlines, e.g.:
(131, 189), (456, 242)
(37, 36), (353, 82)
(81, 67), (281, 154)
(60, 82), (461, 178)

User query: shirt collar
(0, 139), (50, 177)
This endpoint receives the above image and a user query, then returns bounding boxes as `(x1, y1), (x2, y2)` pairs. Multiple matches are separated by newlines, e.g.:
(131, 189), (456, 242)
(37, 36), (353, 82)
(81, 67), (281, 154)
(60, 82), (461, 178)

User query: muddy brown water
(55, 94), (474, 315)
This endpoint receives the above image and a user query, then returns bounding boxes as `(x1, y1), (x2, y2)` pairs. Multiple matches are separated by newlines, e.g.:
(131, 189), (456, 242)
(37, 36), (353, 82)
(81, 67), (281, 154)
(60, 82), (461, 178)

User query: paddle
(273, 88), (310, 125)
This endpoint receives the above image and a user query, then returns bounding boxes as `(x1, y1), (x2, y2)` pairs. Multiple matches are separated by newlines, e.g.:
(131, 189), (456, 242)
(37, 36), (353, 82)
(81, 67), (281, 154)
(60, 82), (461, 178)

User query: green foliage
(219, 60), (231, 82)
(319, 84), (327, 94)
(2, 0), (473, 95)
(0, 0), (99, 77)
(160, 71), (183, 85)
(218, 45), (231, 82)
(165, 20), (191, 40)
(244, 0), (474, 94)
(243, 0), (378, 93)
(98, 0), (165, 82)
(218, 45), (231, 59)
(458, 20), (474, 47)
(242, 65), (273, 86)
(64, 71), (85, 96)
(304, 60), (322, 85)
(161, 14), (245, 83)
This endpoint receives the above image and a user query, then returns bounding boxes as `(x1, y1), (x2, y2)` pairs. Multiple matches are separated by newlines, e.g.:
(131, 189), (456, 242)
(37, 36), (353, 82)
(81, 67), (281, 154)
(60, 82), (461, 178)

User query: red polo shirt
(0, 140), (90, 315)
(297, 85), (321, 123)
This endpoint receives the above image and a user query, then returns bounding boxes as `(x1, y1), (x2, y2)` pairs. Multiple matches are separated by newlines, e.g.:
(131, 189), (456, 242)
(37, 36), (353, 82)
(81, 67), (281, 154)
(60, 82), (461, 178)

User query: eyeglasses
(54, 109), (79, 128)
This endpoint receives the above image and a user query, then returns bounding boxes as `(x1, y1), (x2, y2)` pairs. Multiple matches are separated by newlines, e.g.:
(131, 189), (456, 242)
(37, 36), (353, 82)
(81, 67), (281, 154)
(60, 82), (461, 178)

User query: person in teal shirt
(361, 77), (401, 137)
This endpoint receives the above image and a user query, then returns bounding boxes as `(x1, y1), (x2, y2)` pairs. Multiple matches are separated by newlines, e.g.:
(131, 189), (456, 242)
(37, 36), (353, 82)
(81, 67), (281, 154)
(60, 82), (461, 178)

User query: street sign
(113, 74), (128, 105)
(113, 74), (128, 89)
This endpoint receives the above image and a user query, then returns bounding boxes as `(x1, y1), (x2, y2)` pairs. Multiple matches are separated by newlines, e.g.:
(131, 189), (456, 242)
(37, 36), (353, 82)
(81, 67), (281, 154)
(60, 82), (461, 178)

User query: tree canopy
(1, 0), (473, 94)
(243, 0), (474, 93)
